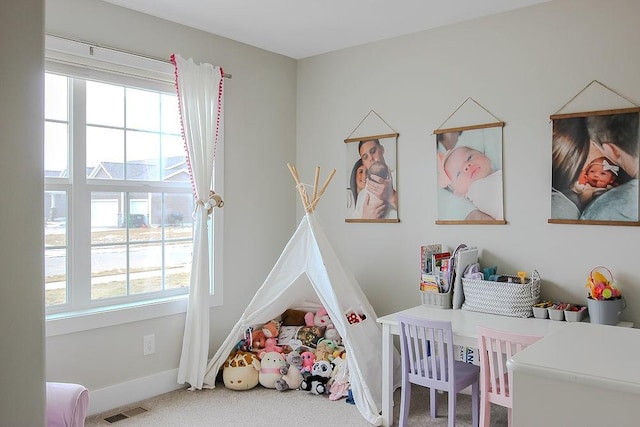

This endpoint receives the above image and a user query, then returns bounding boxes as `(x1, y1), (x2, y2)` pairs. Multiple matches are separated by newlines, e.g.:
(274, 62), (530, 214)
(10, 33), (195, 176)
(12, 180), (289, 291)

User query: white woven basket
(461, 270), (541, 317)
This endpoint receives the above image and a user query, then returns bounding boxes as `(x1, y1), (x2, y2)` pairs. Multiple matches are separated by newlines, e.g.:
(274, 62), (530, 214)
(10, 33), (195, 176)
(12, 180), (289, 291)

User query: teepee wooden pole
(310, 168), (336, 210)
(312, 166), (320, 202)
(287, 163), (311, 212)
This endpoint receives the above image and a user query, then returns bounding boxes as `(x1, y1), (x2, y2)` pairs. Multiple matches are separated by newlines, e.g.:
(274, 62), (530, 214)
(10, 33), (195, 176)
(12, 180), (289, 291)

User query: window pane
(45, 191), (68, 245)
(45, 248), (67, 306)
(128, 193), (153, 242)
(165, 240), (191, 291)
(130, 242), (162, 295)
(161, 93), (181, 135)
(45, 70), (207, 316)
(45, 73), (68, 121)
(162, 135), (189, 183)
(164, 193), (194, 235)
(127, 130), (160, 180)
(45, 190), (68, 307)
(126, 88), (160, 131)
(87, 81), (124, 127)
(91, 245), (127, 300)
(91, 192), (126, 243)
(45, 122), (69, 175)
(87, 126), (124, 178)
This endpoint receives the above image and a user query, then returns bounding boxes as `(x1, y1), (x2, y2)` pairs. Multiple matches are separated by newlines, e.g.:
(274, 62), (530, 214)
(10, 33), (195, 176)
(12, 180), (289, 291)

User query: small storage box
(420, 289), (452, 309)
(532, 306), (548, 319)
(548, 308), (565, 321)
(564, 307), (586, 322)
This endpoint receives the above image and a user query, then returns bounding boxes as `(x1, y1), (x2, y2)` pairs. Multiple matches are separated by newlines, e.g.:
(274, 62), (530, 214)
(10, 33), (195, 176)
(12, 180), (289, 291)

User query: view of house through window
(45, 71), (198, 314)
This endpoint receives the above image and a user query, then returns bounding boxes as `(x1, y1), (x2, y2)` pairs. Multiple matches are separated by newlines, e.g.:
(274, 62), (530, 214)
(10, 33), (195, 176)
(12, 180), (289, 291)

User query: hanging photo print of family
(435, 124), (506, 224)
(345, 134), (399, 223)
(549, 109), (640, 225)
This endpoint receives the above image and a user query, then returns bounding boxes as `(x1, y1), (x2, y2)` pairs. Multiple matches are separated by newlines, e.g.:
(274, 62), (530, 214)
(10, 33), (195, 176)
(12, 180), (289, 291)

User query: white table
(509, 321), (640, 426)
(376, 306), (575, 427)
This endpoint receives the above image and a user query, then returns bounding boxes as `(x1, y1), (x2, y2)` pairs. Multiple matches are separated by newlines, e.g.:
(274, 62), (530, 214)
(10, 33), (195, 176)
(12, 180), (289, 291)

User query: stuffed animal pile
(221, 307), (350, 399)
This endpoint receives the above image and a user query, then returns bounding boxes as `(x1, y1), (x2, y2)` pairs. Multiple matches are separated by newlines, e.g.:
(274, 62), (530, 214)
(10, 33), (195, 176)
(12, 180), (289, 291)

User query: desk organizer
(461, 270), (540, 317)
(564, 306), (586, 322)
(420, 289), (452, 309)
(548, 307), (565, 321)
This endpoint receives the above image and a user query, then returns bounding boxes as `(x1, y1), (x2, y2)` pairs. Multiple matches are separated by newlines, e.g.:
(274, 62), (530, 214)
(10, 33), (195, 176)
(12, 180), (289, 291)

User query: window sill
(45, 294), (220, 337)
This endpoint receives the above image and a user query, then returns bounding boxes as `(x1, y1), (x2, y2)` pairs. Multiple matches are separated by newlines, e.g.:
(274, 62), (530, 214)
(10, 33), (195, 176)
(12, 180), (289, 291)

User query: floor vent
(104, 406), (149, 423)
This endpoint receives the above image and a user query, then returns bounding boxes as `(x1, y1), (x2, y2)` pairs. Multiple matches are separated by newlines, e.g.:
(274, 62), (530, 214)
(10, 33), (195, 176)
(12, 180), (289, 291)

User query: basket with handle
(586, 266), (622, 300)
(461, 270), (541, 317)
(586, 266), (625, 324)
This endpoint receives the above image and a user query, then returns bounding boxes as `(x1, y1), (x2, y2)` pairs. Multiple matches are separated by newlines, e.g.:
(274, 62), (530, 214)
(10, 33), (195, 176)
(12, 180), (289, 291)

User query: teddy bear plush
(314, 338), (338, 362)
(258, 351), (286, 389)
(300, 360), (333, 395)
(222, 351), (261, 391)
(281, 308), (308, 326)
(274, 350), (304, 392)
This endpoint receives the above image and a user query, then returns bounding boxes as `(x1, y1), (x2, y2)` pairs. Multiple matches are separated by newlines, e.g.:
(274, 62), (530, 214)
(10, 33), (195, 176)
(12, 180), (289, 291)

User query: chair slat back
(398, 314), (455, 390)
(477, 326), (541, 405)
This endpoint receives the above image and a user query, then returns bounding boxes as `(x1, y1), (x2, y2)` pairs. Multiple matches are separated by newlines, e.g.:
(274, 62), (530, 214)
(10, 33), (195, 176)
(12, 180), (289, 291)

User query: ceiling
(102, 0), (550, 59)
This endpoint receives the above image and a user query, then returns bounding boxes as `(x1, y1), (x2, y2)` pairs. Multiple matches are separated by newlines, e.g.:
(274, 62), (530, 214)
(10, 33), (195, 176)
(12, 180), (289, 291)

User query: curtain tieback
(195, 190), (224, 216)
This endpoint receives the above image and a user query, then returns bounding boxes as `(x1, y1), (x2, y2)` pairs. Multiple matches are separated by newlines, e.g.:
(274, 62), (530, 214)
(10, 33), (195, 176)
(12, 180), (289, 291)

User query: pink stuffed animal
(300, 351), (316, 374)
(305, 308), (334, 329)
(263, 337), (282, 354)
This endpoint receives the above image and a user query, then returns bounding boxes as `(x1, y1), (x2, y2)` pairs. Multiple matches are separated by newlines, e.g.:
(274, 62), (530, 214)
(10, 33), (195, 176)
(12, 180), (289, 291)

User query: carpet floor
(86, 383), (507, 426)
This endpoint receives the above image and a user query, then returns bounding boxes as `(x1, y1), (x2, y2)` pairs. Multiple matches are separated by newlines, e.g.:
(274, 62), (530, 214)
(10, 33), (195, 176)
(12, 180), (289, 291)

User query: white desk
(376, 306), (573, 427)
(509, 321), (640, 426)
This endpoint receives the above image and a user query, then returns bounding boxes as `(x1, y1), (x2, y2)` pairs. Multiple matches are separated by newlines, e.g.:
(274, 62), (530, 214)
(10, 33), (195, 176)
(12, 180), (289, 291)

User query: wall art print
(435, 124), (505, 224)
(344, 134), (399, 223)
(549, 109), (640, 226)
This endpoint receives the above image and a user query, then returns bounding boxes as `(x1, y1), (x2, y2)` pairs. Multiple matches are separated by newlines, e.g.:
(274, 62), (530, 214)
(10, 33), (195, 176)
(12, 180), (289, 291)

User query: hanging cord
(434, 97), (503, 132)
(552, 80), (640, 117)
(287, 164), (335, 213)
(345, 109), (398, 140)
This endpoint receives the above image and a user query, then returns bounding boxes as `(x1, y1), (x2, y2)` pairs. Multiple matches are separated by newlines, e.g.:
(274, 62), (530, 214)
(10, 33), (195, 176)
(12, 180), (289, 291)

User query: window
(44, 38), (222, 332)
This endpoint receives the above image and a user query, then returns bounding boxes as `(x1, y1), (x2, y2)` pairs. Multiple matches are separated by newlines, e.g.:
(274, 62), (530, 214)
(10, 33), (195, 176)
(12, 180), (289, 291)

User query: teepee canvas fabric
(203, 213), (401, 425)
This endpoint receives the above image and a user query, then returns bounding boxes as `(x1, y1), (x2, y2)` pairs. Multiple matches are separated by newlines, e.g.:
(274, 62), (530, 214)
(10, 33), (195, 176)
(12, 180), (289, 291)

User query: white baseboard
(87, 368), (186, 416)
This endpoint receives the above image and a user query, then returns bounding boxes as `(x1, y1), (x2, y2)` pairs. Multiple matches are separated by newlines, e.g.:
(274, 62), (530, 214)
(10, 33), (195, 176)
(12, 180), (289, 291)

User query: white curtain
(172, 54), (224, 389)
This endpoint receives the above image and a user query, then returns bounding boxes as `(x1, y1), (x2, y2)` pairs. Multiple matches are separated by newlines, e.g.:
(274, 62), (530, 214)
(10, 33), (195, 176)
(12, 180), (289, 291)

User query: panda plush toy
(300, 360), (333, 395)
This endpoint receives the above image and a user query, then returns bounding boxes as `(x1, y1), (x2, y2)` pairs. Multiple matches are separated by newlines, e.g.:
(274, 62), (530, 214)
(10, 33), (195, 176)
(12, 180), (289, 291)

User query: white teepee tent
(202, 165), (401, 426)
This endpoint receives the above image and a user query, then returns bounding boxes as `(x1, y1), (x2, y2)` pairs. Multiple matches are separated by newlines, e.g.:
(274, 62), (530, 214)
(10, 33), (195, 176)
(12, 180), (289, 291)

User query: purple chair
(46, 382), (89, 427)
(397, 314), (480, 427)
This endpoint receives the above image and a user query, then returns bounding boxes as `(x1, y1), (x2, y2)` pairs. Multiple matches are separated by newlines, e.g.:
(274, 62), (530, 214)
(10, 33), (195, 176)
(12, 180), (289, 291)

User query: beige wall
(45, 0), (297, 412)
(39, 0), (640, 416)
(297, 0), (640, 323)
(0, 0), (46, 425)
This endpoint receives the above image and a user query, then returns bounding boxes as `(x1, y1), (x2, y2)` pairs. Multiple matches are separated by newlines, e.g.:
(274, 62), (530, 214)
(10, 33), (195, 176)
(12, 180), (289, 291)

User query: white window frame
(44, 35), (224, 337)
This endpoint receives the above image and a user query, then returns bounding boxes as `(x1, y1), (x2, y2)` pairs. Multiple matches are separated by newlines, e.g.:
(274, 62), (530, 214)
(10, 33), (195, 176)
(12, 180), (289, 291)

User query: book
(420, 244), (442, 274)
(420, 273), (440, 292)
(431, 252), (451, 273)
(439, 258), (451, 292)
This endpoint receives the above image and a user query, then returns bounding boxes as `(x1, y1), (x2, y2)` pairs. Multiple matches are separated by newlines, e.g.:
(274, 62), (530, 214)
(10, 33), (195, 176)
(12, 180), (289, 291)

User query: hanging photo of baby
(435, 125), (505, 224)
(549, 111), (640, 225)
